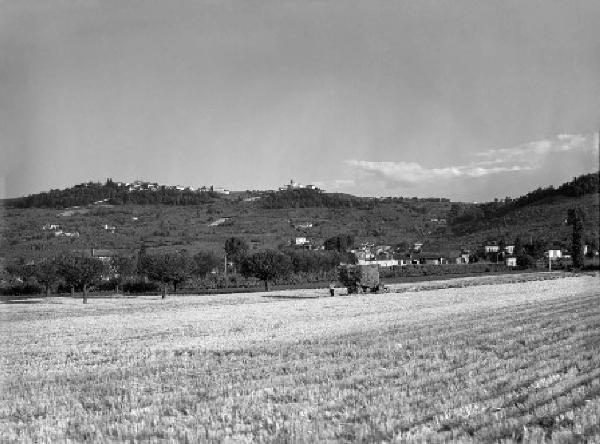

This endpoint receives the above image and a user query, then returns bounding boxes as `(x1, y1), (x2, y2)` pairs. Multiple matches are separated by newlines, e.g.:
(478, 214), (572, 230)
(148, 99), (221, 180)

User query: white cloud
(345, 133), (596, 186)
(476, 133), (594, 162)
(344, 160), (530, 185)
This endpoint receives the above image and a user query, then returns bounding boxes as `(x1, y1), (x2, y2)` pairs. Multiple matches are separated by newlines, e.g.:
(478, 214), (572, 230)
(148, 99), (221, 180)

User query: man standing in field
(329, 282), (335, 297)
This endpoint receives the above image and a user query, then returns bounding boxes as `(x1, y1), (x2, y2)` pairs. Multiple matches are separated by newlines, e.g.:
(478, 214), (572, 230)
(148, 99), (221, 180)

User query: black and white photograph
(1, 0), (599, 441)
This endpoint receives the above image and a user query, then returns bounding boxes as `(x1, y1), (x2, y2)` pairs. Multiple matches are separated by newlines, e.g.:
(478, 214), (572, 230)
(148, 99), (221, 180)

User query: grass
(0, 274), (599, 442)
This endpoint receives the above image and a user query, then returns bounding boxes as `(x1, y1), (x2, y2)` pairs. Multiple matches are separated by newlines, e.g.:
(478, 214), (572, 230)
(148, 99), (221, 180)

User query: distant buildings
(279, 180), (320, 191)
(546, 249), (562, 259)
(484, 245), (500, 253)
(208, 218), (229, 227)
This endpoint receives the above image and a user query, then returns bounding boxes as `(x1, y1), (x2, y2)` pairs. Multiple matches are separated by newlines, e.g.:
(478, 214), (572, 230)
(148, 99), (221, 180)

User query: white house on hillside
(546, 249), (562, 259)
(484, 245), (500, 253)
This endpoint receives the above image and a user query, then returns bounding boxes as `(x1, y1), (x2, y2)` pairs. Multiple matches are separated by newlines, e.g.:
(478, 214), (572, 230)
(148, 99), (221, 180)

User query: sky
(1, 0), (599, 201)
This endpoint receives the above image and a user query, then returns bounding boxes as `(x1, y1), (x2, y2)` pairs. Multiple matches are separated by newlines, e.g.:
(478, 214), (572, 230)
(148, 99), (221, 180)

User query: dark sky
(1, 0), (599, 201)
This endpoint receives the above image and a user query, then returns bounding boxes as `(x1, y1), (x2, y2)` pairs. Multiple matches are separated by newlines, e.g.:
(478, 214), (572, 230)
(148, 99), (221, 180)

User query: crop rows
(1, 275), (599, 442)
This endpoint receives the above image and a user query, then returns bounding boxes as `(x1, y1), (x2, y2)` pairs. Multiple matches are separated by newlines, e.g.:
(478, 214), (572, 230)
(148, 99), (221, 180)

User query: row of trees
(260, 189), (376, 210)
(8, 256), (106, 303)
(6, 236), (354, 301)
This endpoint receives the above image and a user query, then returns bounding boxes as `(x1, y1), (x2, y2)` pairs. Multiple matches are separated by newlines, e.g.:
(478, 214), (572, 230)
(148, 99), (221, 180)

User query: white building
(357, 259), (398, 267)
(295, 237), (310, 246)
(547, 249), (562, 259)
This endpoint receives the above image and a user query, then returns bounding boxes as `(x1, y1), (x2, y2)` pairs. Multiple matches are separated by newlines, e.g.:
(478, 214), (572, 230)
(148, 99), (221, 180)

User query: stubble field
(1, 273), (599, 442)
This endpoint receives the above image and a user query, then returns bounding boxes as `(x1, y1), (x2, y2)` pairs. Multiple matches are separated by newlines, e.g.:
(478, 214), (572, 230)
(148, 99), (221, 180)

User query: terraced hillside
(1, 273), (598, 442)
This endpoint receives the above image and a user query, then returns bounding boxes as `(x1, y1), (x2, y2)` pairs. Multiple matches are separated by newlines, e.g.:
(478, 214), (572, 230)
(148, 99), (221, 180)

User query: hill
(1, 173), (598, 261)
(448, 172), (599, 250)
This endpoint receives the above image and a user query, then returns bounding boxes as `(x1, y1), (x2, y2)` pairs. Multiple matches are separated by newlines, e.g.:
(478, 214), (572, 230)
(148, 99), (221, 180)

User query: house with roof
(412, 252), (448, 265)
(484, 244), (500, 254)
(546, 249), (562, 259)
(356, 259), (399, 267)
(293, 237), (313, 249)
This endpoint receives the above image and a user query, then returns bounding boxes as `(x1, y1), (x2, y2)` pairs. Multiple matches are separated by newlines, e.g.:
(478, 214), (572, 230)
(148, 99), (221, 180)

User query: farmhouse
(546, 249), (562, 259)
(413, 252), (448, 265)
(506, 256), (517, 267)
(54, 230), (80, 238)
(357, 259), (398, 267)
(208, 218), (229, 227)
(294, 222), (313, 229)
(484, 245), (500, 253)
(293, 237), (313, 249)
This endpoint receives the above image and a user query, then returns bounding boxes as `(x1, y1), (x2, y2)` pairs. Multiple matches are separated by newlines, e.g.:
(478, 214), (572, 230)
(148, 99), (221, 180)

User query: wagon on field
(337, 264), (387, 294)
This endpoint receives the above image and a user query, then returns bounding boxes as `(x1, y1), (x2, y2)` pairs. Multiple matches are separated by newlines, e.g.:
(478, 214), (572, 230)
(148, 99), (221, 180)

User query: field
(1, 273), (599, 442)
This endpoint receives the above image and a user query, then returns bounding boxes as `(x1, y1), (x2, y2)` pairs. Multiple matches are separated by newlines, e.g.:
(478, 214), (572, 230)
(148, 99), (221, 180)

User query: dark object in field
(338, 264), (385, 294)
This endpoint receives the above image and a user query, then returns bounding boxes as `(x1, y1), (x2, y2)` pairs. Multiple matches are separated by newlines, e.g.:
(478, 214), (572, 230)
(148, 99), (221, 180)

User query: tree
(514, 237), (524, 255)
(56, 256), (106, 303)
(324, 234), (354, 252)
(138, 251), (194, 298)
(111, 255), (138, 292)
(240, 250), (292, 291)
(224, 237), (249, 272)
(567, 208), (585, 269)
(193, 251), (220, 277)
(395, 241), (410, 253)
(24, 259), (61, 297)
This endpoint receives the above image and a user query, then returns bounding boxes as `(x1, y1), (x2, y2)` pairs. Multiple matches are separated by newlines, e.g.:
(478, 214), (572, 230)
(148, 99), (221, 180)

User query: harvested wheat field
(1, 273), (599, 442)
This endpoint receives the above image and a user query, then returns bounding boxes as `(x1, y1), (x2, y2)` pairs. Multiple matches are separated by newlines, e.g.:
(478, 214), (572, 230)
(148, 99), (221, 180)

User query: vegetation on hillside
(449, 172), (599, 229)
(259, 188), (377, 209)
(6, 180), (217, 208)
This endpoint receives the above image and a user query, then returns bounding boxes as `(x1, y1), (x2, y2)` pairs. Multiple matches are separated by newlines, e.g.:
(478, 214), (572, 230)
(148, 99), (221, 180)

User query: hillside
(0, 199), (453, 260)
(448, 172), (599, 250)
(1, 173), (598, 261)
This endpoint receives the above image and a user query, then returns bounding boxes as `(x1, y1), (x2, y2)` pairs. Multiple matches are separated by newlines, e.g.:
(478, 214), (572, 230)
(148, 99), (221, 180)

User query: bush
(0, 282), (44, 296)
(122, 280), (161, 294)
(378, 263), (510, 279)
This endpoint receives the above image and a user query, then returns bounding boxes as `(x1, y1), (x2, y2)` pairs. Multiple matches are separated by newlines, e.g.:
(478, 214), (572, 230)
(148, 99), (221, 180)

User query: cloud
(344, 160), (530, 186)
(475, 133), (595, 163)
(345, 133), (596, 186)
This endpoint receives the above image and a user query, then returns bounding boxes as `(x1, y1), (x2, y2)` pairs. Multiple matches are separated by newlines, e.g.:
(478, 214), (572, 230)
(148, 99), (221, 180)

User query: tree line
(259, 189), (377, 210)
(449, 171), (599, 227)
(7, 180), (218, 209)
(3, 236), (355, 301)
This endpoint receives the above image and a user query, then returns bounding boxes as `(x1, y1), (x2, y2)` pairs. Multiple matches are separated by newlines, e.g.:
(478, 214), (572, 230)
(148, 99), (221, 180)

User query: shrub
(122, 280), (161, 294)
(0, 282), (43, 296)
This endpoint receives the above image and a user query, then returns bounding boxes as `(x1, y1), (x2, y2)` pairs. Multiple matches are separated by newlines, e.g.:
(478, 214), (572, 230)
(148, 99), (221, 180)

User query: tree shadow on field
(0, 297), (45, 304)
(262, 294), (321, 300)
